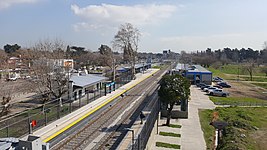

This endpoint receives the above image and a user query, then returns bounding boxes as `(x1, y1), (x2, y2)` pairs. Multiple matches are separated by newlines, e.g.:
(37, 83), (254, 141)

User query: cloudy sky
(1, 0), (267, 53)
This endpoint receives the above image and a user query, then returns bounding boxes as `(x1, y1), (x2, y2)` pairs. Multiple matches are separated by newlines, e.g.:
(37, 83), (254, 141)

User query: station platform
(24, 69), (159, 145)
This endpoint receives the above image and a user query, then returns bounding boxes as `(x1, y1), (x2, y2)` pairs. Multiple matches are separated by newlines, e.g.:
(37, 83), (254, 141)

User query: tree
(31, 39), (69, 103)
(98, 44), (117, 81)
(243, 59), (256, 81)
(158, 74), (190, 126)
(4, 44), (21, 53)
(261, 67), (267, 77)
(112, 23), (140, 79)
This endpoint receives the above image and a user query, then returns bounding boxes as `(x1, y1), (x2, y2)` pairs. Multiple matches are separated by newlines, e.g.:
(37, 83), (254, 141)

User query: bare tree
(112, 23), (140, 79)
(31, 39), (69, 103)
(243, 59), (256, 81)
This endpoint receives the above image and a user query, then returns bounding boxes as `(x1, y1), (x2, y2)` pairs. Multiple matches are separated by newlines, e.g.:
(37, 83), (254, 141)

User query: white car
(208, 89), (229, 97)
(7, 77), (17, 81)
(203, 87), (218, 92)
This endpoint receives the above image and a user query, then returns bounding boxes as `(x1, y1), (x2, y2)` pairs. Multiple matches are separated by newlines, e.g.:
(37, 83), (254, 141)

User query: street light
(124, 128), (134, 150)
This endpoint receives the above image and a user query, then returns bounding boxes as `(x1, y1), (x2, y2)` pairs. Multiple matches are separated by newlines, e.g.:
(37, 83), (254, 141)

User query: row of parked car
(197, 76), (231, 97)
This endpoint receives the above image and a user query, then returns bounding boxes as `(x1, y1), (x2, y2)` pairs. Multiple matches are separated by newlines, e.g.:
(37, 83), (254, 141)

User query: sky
(1, 0), (267, 53)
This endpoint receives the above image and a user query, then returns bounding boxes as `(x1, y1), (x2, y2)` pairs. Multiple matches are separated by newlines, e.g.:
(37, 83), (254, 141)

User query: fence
(0, 81), (127, 138)
(128, 93), (160, 150)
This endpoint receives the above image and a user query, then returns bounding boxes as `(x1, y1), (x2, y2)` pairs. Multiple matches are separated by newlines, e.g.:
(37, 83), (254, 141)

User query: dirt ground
(226, 81), (267, 100)
(0, 79), (38, 118)
(221, 74), (267, 100)
(250, 129), (267, 150)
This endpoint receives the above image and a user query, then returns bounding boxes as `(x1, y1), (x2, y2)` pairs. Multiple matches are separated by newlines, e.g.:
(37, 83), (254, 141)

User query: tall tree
(98, 44), (117, 81)
(112, 23), (140, 79)
(158, 74), (190, 126)
(31, 39), (69, 102)
(4, 44), (21, 53)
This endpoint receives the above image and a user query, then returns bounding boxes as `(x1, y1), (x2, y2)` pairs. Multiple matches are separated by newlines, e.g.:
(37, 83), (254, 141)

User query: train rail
(50, 69), (166, 150)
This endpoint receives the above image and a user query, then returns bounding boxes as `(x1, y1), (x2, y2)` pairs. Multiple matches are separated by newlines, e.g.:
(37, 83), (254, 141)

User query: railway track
(51, 68), (166, 150)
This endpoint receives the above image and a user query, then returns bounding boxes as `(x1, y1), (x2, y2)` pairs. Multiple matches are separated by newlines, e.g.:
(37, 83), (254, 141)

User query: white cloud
(0, 0), (38, 10)
(71, 3), (177, 31)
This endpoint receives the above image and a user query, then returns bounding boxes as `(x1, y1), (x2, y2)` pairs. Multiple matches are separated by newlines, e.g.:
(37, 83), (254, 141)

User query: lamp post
(125, 128), (134, 150)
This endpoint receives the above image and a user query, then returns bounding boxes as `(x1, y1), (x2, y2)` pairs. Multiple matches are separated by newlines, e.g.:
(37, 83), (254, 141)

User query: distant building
(175, 63), (212, 85)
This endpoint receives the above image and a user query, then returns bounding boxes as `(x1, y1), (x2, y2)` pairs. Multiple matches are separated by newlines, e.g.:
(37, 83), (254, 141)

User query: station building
(175, 63), (212, 85)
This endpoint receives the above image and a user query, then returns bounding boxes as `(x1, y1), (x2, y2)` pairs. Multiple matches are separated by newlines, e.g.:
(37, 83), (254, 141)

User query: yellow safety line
(43, 69), (159, 143)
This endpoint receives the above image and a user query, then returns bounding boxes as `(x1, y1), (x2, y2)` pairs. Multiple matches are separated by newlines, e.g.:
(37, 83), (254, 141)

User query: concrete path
(180, 86), (215, 150)
(148, 85), (215, 150)
(149, 118), (181, 150)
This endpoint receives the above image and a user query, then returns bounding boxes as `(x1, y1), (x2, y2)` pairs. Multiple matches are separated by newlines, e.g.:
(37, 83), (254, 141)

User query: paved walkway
(148, 85), (215, 150)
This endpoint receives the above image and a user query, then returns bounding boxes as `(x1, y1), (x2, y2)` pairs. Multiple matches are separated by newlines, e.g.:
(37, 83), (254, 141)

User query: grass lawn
(251, 82), (267, 89)
(169, 124), (182, 128)
(199, 107), (267, 150)
(240, 76), (267, 82)
(156, 142), (180, 149)
(208, 65), (266, 78)
(159, 131), (181, 137)
(209, 96), (267, 106)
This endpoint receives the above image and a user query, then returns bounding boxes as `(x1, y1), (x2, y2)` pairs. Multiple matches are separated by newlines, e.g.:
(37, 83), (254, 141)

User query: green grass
(156, 142), (180, 149)
(152, 65), (161, 69)
(208, 64), (266, 79)
(159, 131), (181, 137)
(169, 124), (182, 128)
(199, 109), (215, 150)
(209, 96), (267, 106)
(251, 82), (267, 89)
(199, 107), (267, 150)
(240, 76), (267, 82)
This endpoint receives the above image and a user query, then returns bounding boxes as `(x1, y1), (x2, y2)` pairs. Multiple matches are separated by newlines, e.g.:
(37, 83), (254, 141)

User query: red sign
(31, 120), (37, 127)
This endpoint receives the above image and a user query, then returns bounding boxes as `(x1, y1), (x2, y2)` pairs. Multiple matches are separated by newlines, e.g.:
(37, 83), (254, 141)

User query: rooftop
(70, 74), (107, 87)
(175, 63), (211, 73)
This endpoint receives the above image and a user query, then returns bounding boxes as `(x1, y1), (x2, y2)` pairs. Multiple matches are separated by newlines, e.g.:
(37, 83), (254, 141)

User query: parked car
(217, 82), (231, 88)
(197, 83), (206, 87)
(208, 89), (229, 97)
(213, 85), (222, 89)
(203, 86), (218, 92)
(7, 77), (17, 81)
(201, 85), (211, 90)
(213, 76), (224, 82)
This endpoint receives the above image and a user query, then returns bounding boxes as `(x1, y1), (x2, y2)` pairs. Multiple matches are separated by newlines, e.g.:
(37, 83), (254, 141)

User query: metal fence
(129, 95), (160, 150)
(0, 82), (127, 138)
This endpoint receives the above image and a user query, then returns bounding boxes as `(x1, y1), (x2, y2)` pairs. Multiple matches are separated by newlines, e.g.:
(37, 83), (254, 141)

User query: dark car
(213, 76), (224, 82)
(217, 82), (231, 88)
(197, 83), (206, 87)
(201, 85), (211, 90)
(213, 85), (222, 89)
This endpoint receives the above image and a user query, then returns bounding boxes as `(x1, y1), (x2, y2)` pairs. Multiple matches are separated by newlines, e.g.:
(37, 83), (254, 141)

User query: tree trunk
(249, 71), (253, 81)
(166, 102), (175, 126)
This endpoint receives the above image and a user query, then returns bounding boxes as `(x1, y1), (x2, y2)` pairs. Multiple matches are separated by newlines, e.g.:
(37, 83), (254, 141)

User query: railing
(0, 82), (127, 138)
(128, 92), (160, 150)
